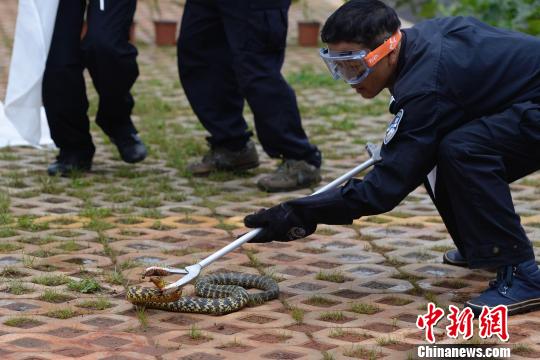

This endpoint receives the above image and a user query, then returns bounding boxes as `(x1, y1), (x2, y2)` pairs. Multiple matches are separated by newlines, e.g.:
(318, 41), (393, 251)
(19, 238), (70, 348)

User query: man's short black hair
(321, 0), (401, 49)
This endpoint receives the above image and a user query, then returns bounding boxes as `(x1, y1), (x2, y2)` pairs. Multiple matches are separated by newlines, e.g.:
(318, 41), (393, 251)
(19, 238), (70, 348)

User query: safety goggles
(319, 30), (402, 85)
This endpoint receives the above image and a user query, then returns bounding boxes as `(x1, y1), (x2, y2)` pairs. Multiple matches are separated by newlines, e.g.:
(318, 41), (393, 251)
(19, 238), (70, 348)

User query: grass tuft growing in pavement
(351, 303), (381, 315)
(31, 274), (69, 286)
(67, 278), (102, 293)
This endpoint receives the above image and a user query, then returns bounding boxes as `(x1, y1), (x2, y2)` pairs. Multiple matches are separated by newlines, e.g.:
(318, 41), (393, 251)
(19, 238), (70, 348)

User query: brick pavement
(1, 1), (540, 359)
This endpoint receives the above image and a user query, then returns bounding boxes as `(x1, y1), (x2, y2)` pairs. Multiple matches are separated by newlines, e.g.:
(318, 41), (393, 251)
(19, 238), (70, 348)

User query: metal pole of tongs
(146, 143), (382, 293)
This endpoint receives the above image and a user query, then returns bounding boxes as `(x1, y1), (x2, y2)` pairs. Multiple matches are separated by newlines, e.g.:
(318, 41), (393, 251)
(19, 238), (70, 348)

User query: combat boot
(257, 159), (321, 192)
(187, 141), (259, 176)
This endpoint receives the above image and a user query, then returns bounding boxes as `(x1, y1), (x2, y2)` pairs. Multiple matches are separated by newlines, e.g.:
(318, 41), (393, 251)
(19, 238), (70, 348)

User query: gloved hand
(244, 203), (317, 242)
(243, 188), (355, 243)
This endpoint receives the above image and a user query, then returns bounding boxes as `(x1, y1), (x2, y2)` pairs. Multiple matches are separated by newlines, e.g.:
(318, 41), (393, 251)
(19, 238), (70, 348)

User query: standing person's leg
(83, 0), (146, 163)
(43, 0), (94, 175)
(178, 0), (259, 175)
(220, 0), (322, 192)
(437, 101), (540, 315)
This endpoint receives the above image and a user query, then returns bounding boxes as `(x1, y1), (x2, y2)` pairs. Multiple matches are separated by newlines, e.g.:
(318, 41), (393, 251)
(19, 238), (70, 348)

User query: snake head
(149, 276), (167, 290)
(142, 267), (173, 278)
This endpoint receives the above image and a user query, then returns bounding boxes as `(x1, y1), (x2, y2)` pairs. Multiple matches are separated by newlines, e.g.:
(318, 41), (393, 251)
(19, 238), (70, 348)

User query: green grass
(0, 266), (27, 278)
(77, 297), (113, 310)
(150, 220), (174, 230)
(31, 274), (69, 286)
(343, 345), (382, 359)
(16, 215), (49, 231)
(79, 206), (112, 219)
(105, 270), (125, 285)
(18, 235), (56, 245)
(39, 289), (73, 303)
(286, 66), (339, 88)
(188, 324), (204, 340)
(0, 191), (10, 214)
(120, 259), (143, 270)
(379, 296), (413, 306)
(136, 306), (148, 329)
(4, 317), (41, 327)
(319, 311), (346, 322)
(5, 280), (33, 295)
(67, 278), (102, 293)
(38, 175), (64, 194)
(376, 337), (399, 346)
(0, 242), (22, 252)
(316, 270), (347, 283)
(84, 218), (114, 231)
(46, 308), (78, 319)
(304, 295), (338, 307)
(351, 303), (381, 315)
(291, 307), (305, 324)
(56, 240), (85, 252)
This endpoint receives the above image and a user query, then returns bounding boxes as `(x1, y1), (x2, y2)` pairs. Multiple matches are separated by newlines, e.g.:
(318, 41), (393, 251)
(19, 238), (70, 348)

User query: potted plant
(297, 0), (321, 47)
(152, 0), (178, 46)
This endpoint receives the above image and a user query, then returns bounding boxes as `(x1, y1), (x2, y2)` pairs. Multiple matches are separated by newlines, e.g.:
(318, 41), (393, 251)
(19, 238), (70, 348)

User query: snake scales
(126, 272), (279, 315)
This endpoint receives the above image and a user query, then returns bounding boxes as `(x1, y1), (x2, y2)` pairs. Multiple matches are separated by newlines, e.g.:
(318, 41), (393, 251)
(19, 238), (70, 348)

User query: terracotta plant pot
(298, 21), (320, 47)
(154, 20), (178, 46)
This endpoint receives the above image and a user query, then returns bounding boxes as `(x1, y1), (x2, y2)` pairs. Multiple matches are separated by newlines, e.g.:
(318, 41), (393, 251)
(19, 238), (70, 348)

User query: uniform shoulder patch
(383, 108), (404, 145)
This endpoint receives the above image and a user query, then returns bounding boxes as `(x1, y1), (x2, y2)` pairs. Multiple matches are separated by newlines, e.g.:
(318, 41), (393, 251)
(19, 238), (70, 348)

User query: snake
(126, 272), (279, 315)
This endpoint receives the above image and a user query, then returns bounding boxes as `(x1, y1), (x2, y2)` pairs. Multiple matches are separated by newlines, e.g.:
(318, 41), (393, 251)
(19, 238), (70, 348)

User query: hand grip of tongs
(157, 143), (382, 292)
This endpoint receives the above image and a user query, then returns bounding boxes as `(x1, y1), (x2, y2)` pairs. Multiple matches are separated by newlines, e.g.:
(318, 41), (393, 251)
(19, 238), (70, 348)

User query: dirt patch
(302, 298), (340, 307)
(360, 323), (400, 333)
(286, 324), (325, 333)
(376, 297), (413, 306)
(47, 327), (87, 338)
(262, 350), (304, 359)
(332, 289), (369, 299)
(179, 352), (224, 360)
(10, 337), (49, 349)
(216, 344), (254, 353)
(206, 323), (245, 335)
(281, 267), (314, 276)
(240, 314), (276, 324)
(308, 261), (340, 269)
(395, 313), (418, 323)
(161, 315), (200, 326)
(301, 340), (337, 351)
(318, 315), (354, 324)
(249, 333), (290, 343)
(172, 334), (212, 345)
(290, 282), (325, 291)
(331, 332), (372, 342)
(53, 348), (92, 357)
(384, 343), (414, 351)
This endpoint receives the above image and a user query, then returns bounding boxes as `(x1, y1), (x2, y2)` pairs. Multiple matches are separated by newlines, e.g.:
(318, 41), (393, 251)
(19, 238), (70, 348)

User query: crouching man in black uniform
(44, 0), (147, 176)
(244, 0), (540, 316)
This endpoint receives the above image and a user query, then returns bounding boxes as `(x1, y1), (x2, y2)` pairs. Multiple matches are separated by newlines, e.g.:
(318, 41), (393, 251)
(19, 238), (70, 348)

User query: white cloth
(0, 101), (53, 147)
(2, 0), (58, 148)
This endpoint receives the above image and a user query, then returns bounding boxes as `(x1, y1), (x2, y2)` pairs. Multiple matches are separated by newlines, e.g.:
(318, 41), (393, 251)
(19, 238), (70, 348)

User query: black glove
(243, 188), (355, 243)
(244, 203), (316, 242)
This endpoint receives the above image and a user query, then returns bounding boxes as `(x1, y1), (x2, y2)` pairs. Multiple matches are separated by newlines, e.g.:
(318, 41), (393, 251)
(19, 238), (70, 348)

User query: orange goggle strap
(364, 30), (402, 68)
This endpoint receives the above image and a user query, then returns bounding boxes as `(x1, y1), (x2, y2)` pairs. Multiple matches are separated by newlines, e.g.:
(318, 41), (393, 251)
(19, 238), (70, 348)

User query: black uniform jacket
(339, 16), (540, 219)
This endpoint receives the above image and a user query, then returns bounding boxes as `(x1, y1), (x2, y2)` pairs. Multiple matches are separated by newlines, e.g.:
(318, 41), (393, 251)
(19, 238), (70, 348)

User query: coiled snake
(126, 272), (279, 315)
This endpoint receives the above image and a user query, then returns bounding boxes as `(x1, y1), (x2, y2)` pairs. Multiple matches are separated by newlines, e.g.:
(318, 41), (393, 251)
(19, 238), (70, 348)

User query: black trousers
(43, 0), (139, 158)
(177, 0), (321, 167)
(425, 101), (540, 269)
